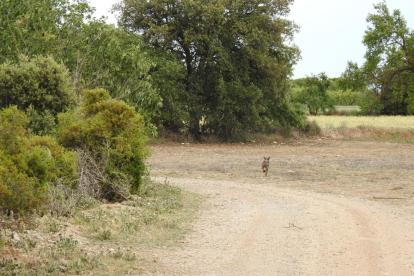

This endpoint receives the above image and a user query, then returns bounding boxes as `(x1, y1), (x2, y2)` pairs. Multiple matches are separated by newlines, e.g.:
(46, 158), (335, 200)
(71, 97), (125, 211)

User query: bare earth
(147, 140), (414, 276)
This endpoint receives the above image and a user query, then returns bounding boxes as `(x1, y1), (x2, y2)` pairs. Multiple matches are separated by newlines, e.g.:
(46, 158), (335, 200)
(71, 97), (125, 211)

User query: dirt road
(147, 140), (414, 275)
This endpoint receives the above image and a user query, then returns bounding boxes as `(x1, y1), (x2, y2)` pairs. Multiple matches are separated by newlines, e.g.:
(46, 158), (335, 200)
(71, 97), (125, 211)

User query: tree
(341, 1), (414, 115)
(327, 78), (362, 106)
(67, 21), (162, 125)
(116, 0), (303, 140)
(0, 0), (94, 63)
(294, 73), (333, 115)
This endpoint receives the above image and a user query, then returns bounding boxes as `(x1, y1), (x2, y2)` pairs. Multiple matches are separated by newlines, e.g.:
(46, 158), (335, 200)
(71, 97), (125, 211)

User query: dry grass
(0, 179), (202, 275)
(148, 141), (414, 213)
(308, 115), (414, 129)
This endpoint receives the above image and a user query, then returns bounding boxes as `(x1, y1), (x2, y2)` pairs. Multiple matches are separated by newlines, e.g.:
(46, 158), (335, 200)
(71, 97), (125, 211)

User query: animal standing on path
(262, 157), (270, 177)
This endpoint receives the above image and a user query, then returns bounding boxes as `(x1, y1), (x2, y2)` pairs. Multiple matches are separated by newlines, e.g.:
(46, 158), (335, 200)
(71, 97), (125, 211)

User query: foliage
(116, 0), (303, 140)
(66, 21), (162, 124)
(0, 106), (77, 215)
(150, 55), (189, 133)
(341, 1), (414, 115)
(0, 55), (77, 134)
(293, 73), (334, 115)
(0, 0), (161, 127)
(57, 89), (149, 200)
(0, 0), (94, 63)
(302, 120), (321, 137)
(326, 78), (362, 106)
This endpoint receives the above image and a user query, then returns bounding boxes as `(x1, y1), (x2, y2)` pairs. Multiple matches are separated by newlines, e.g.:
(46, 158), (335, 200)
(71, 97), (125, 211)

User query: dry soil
(146, 140), (414, 276)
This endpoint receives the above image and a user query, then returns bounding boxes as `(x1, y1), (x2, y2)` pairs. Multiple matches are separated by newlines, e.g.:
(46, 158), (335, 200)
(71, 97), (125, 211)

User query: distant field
(334, 105), (361, 112)
(308, 115), (414, 129)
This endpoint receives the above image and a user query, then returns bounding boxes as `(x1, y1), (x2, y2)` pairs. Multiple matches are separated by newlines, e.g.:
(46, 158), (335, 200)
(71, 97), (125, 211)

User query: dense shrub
(0, 107), (77, 215)
(57, 89), (149, 201)
(0, 55), (77, 134)
(302, 120), (322, 137)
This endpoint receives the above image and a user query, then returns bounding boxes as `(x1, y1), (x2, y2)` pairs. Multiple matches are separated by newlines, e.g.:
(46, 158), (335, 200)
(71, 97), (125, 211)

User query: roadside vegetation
(0, 179), (202, 275)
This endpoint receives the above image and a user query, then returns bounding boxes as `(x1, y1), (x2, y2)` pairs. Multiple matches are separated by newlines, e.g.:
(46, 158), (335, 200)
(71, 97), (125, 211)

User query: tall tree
(341, 1), (414, 115)
(0, 0), (94, 63)
(294, 73), (333, 115)
(116, 0), (303, 140)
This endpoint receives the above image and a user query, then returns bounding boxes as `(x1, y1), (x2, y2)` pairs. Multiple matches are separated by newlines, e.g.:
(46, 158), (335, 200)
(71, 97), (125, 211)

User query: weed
(141, 211), (158, 225)
(15, 237), (37, 253)
(0, 236), (6, 249)
(47, 220), (61, 233)
(0, 179), (201, 275)
(162, 219), (180, 229)
(96, 229), (112, 241)
(302, 120), (321, 136)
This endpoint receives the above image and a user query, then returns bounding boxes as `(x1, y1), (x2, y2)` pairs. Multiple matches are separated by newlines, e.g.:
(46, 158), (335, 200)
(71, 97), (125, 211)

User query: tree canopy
(116, 0), (303, 140)
(341, 1), (414, 115)
(293, 73), (333, 115)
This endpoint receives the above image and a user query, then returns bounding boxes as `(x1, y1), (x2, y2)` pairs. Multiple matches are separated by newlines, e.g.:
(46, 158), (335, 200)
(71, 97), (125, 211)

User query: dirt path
(147, 141), (414, 275)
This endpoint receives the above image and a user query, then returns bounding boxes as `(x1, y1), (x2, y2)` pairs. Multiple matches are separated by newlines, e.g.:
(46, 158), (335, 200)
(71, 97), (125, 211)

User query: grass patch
(308, 115), (414, 129)
(307, 115), (414, 143)
(322, 125), (414, 143)
(0, 179), (202, 275)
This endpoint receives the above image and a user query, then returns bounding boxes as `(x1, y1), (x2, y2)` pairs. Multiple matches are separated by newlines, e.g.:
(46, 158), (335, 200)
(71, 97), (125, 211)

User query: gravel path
(151, 178), (414, 276)
(147, 141), (414, 275)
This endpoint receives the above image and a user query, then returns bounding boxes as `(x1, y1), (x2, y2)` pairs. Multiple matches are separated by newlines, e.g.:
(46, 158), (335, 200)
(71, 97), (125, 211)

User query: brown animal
(262, 157), (270, 176)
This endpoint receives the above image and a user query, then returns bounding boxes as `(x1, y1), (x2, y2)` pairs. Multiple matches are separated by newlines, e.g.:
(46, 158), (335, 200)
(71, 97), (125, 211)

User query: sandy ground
(146, 140), (414, 275)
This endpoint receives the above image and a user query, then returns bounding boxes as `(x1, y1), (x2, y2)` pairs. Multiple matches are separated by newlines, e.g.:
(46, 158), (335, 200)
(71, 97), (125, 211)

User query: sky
(88, 0), (414, 79)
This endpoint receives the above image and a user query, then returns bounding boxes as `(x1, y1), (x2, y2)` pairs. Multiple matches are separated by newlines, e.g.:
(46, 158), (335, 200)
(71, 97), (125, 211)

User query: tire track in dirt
(150, 177), (414, 276)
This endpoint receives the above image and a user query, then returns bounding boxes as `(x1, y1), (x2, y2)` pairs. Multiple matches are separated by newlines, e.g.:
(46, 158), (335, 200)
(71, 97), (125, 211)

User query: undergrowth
(0, 179), (202, 275)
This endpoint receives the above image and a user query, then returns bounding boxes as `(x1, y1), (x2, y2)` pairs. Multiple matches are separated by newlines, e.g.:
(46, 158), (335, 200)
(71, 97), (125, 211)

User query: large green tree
(341, 1), (414, 115)
(0, 0), (94, 63)
(293, 73), (333, 115)
(116, 0), (303, 140)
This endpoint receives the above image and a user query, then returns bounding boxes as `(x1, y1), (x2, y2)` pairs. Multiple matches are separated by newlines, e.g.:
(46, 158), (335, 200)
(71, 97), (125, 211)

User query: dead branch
(283, 223), (303, 229)
(373, 197), (406, 200)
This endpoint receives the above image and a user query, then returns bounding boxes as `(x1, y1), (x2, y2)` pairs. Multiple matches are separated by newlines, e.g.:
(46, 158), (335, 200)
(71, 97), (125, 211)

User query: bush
(0, 107), (77, 215)
(57, 89), (149, 201)
(0, 55), (77, 134)
(302, 120), (322, 137)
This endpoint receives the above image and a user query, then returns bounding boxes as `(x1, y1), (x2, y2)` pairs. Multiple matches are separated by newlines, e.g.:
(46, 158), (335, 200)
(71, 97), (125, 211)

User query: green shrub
(57, 89), (149, 201)
(302, 120), (322, 136)
(0, 106), (77, 215)
(0, 55), (77, 134)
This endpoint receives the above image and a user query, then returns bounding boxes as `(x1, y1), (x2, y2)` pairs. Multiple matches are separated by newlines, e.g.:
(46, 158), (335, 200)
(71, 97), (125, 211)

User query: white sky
(88, 0), (414, 79)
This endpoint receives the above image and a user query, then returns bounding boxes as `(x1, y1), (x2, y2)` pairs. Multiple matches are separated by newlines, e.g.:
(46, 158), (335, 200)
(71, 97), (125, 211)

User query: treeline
(291, 75), (362, 115)
(291, 2), (414, 116)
